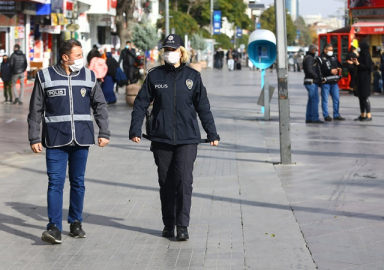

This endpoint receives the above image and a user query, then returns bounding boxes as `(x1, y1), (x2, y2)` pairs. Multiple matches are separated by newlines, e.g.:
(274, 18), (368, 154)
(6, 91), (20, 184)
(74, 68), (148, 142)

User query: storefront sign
(351, 8), (384, 17)
(23, 2), (37, 15)
(354, 26), (384, 34)
(349, 0), (384, 9)
(0, 1), (21, 17)
(36, 0), (52, 16)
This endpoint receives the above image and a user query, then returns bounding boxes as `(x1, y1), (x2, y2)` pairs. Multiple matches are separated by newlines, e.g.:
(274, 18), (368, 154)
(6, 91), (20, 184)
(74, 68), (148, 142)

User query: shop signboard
(349, 0), (384, 9)
(213, 10), (221, 35)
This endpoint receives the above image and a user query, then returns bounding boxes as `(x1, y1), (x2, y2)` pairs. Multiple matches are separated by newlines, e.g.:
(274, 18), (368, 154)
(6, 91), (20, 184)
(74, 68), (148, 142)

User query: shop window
(319, 36), (327, 52)
(98, 26), (106, 45)
(372, 46), (381, 58)
(330, 36), (338, 58)
(0, 31), (5, 52)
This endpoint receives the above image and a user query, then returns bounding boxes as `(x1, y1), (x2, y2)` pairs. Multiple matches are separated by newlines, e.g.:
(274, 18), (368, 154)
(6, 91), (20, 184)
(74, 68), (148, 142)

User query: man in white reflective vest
(28, 39), (110, 244)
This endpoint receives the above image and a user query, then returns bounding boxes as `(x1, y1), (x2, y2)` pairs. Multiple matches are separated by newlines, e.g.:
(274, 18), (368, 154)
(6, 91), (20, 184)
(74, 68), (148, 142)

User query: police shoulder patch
(186, 79), (193, 90)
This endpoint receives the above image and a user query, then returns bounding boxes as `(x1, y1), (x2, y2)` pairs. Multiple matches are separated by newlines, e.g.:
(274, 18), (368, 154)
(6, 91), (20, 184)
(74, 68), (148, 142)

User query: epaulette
(148, 66), (162, 73)
(185, 65), (201, 76)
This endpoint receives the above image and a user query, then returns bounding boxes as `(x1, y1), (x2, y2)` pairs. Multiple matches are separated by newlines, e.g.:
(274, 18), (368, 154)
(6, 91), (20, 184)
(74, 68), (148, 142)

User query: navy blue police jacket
(28, 64), (110, 148)
(129, 62), (220, 145)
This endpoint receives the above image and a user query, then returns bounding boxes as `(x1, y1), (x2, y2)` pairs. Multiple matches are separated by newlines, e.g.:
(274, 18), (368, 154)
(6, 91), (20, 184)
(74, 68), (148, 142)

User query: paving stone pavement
(0, 66), (383, 270)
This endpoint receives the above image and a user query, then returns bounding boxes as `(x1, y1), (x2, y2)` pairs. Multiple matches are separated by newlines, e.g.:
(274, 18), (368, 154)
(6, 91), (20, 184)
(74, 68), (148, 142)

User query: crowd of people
(303, 41), (382, 124)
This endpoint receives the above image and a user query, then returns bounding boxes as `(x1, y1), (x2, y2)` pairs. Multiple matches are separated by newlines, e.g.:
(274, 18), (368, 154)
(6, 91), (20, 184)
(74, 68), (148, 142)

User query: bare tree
(116, 0), (136, 52)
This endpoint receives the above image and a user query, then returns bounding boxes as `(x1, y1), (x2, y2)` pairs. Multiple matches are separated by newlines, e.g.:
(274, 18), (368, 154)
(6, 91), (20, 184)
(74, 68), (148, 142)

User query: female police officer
(129, 34), (219, 241)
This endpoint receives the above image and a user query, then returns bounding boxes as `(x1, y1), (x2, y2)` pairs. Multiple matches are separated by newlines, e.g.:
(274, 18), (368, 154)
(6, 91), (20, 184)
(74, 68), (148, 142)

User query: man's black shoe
(162, 226), (175, 237)
(305, 120), (312, 123)
(41, 224), (62, 244)
(334, 116), (345, 121)
(354, 116), (367, 121)
(176, 226), (189, 241)
(312, 120), (324, 124)
(12, 98), (19, 105)
(324, 116), (332, 121)
(69, 221), (86, 238)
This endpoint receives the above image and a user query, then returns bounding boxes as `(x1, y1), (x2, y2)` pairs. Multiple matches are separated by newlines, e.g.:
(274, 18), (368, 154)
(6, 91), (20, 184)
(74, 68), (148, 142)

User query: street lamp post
(210, 0), (213, 35)
(275, 0), (292, 164)
(165, 0), (169, 36)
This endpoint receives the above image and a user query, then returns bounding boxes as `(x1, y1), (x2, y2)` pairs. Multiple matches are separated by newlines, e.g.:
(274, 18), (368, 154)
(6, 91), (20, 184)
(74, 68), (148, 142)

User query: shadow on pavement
(4, 202), (163, 244)
(2, 163), (384, 225)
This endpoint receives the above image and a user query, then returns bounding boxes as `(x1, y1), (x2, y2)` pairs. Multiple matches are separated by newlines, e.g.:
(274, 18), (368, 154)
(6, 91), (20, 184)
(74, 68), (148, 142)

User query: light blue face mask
(126, 45), (130, 49)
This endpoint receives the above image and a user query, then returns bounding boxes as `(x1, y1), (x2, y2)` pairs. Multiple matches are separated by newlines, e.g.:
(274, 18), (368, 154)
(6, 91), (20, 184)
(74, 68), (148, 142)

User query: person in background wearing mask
(9, 44), (27, 105)
(346, 46), (359, 91)
(28, 39), (110, 244)
(318, 44), (345, 121)
(129, 34), (220, 241)
(303, 44), (323, 124)
(119, 41), (136, 84)
(1, 55), (13, 104)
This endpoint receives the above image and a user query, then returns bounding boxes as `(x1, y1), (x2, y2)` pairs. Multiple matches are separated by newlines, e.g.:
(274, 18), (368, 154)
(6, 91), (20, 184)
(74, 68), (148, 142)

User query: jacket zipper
(173, 73), (177, 145)
(68, 76), (75, 142)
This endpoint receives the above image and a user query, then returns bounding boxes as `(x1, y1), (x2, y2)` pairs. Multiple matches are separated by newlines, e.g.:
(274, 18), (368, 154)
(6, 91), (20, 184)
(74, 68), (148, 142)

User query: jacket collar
(164, 62), (186, 75)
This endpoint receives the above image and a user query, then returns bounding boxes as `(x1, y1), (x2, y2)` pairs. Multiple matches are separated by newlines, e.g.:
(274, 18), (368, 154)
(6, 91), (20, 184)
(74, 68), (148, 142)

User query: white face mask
(327, 51), (333, 57)
(64, 58), (84, 72)
(164, 51), (181, 65)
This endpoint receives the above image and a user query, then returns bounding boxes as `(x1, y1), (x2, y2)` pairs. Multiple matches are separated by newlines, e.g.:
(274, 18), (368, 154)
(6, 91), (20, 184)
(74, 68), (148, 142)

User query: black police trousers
(151, 141), (197, 227)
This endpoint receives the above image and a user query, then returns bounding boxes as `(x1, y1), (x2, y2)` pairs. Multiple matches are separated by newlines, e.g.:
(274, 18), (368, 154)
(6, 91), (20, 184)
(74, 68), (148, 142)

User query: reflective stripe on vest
(45, 114), (93, 123)
(41, 68), (94, 88)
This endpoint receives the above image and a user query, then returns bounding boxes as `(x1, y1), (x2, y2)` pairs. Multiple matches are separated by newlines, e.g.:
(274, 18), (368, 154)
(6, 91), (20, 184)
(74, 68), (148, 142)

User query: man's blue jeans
(46, 146), (89, 231)
(321, 82), (340, 118)
(305, 83), (320, 121)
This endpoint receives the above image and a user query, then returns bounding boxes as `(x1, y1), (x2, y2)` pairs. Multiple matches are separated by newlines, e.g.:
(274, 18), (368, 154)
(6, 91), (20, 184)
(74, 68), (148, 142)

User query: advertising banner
(349, 0), (384, 9)
(213, 10), (221, 35)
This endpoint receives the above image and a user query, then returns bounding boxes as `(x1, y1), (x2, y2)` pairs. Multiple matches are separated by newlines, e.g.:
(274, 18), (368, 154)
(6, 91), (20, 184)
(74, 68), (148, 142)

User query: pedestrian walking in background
(303, 44), (323, 124)
(227, 48), (235, 71)
(9, 44), (27, 105)
(217, 48), (224, 70)
(318, 44), (345, 121)
(28, 39), (110, 244)
(1, 55), (13, 104)
(346, 46), (358, 91)
(119, 41), (136, 84)
(88, 55), (108, 82)
(86, 44), (101, 65)
(103, 52), (118, 104)
(373, 65), (381, 95)
(353, 41), (374, 121)
(129, 34), (220, 241)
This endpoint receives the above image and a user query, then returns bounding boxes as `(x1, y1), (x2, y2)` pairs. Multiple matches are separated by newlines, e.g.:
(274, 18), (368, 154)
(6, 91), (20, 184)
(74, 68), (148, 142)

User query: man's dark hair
(14, 44), (20, 50)
(126, 41), (131, 44)
(323, 43), (333, 51)
(59, 39), (82, 60)
(93, 44), (98, 50)
(349, 46), (356, 53)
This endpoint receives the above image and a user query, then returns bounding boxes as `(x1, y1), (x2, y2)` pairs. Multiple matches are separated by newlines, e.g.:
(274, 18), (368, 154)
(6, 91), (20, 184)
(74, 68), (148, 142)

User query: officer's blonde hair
(179, 46), (190, 63)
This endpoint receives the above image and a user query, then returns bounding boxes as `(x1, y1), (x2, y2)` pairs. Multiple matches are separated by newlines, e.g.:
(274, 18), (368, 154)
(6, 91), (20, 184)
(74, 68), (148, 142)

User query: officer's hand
(31, 143), (42, 153)
(98, 138), (109, 147)
(210, 140), (219, 146)
(131, 137), (141, 143)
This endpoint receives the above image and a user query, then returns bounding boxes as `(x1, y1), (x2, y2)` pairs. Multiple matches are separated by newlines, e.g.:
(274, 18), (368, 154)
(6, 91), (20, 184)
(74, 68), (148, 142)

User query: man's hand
(98, 138), (109, 147)
(131, 137), (141, 143)
(331, 69), (338, 75)
(31, 143), (43, 153)
(210, 140), (219, 146)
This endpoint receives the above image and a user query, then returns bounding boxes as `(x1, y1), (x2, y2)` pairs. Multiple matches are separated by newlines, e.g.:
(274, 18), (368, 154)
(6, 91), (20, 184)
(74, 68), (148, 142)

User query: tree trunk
(173, 0), (178, 11)
(116, 0), (136, 52)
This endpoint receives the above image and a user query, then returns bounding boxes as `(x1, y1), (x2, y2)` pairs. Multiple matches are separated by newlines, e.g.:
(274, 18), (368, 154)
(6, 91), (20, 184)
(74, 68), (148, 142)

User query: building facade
(285, 0), (299, 22)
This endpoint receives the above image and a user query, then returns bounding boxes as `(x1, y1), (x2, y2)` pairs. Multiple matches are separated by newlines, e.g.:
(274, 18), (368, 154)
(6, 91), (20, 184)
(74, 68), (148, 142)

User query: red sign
(349, 0), (384, 9)
(111, 0), (117, 9)
(66, 0), (73, 11)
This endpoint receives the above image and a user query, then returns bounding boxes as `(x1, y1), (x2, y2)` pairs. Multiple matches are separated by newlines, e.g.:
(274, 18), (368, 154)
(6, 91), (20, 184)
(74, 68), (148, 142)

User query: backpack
(88, 57), (108, 79)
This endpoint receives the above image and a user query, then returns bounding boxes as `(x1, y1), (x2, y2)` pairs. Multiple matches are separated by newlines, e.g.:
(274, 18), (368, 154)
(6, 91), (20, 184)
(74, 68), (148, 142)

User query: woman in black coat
(353, 41), (374, 121)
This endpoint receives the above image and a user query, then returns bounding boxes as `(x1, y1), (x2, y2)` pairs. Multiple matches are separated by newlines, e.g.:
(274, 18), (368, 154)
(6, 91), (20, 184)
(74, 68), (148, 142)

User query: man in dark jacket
(303, 44), (323, 124)
(9, 44), (27, 105)
(318, 43), (345, 121)
(380, 50), (384, 92)
(118, 41), (136, 84)
(28, 39), (110, 244)
(1, 55), (13, 104)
